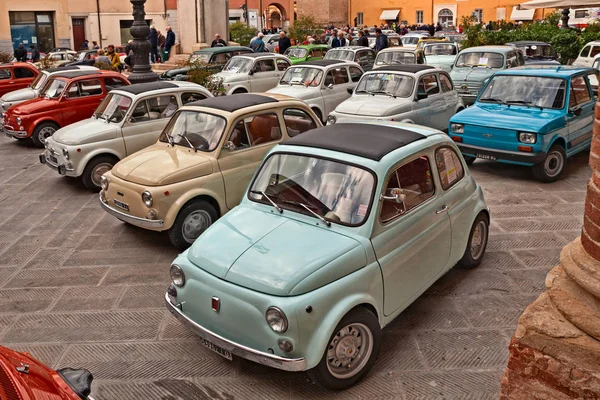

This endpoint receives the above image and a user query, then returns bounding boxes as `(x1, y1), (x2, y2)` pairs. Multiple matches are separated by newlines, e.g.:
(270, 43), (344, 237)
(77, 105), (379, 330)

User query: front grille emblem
(211, 297), (220, 312)
(483, 134), (493, 138)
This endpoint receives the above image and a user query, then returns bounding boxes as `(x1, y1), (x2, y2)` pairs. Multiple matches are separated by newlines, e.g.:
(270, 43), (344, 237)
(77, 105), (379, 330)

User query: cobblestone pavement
(0, 135), (590, 400)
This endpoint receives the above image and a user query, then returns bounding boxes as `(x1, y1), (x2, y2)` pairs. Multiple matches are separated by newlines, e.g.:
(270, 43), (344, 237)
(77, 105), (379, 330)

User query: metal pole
(561, 8), (570, 29)
(96, 0), (103, 48)
(128, 0), (158, 83)
(245, 0), (249, 26)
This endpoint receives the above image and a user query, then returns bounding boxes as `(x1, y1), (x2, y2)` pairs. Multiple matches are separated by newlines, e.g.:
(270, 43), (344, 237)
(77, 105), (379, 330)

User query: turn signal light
(518, 146), (532, 152)
(451, 136), (462, 142)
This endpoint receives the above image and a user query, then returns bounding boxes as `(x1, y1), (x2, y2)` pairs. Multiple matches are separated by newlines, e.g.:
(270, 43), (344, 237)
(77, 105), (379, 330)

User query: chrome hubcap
(38, 127), (55, 143)
(182, 210), (212, 243)
(544, 151), (564, 177)
(326, 323), (373, 379)
(91, 163), (113, 187)
(470, 220), (488, 260)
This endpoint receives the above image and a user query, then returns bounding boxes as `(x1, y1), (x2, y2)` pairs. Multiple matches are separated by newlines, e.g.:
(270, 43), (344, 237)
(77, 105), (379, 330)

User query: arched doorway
(265, 3), (287, 30)
(438, 8), (454, 28)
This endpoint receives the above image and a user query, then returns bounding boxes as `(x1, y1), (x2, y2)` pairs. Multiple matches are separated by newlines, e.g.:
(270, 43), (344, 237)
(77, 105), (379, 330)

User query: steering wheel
(189, 134), (210, 150)
(110, 110), (126, 123)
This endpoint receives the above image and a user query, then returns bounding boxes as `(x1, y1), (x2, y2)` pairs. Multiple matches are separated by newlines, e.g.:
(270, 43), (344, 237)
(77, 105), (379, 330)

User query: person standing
(347, 33), (356, 46)
(374, 28), (387, 52)
(14, 43), (27, 62)
(277, 31), (291, 54)
(356, 30), (368, 47)
(80, 40), (89, 50)
(157, 30), (166, 62)
(249, 33), (265, 53)
(30, 45), (40, 62)
(107, 44), (122, 72)
(92, 41), (100, 49)
(124, 40), (134, 70)
(163, 26), (175, 62)
(148, 25), (158, 63)
(95, 49), (111, 65)
(211, 34), (227, 47)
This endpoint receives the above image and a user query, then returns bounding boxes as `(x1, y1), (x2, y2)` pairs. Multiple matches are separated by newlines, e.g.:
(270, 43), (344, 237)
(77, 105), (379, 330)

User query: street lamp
(128, 0), (158, 83)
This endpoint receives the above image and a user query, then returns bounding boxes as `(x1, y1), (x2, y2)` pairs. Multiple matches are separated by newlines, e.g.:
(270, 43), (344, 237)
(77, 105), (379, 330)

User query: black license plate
(49, 155), (58, 164)
(113, 199), (129, 211)
(476, 153), (497, 161)
(199, 337), (232, 360)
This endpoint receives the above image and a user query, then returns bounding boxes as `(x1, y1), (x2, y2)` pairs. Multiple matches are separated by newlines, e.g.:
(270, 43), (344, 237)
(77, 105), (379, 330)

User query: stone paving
(0, 134), (590, 399)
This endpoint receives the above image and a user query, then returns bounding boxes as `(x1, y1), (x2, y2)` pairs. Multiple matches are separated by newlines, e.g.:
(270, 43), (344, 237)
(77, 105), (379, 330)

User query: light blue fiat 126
(165, 122), (490, 389)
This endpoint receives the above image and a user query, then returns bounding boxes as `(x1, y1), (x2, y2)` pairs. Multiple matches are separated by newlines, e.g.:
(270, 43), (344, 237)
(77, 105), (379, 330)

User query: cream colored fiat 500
(99, 93), (321, 249)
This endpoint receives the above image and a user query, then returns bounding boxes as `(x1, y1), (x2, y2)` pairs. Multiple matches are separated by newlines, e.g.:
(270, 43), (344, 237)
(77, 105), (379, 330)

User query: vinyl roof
(187, 93), (278, 112)
(51, 70), (102, 79)
(117, 81), (178, 95)
(285, 123), (426, 161)
(368, 65), (435, 74)
(45, 66), (84, 73)
(237, 53), (285, 58)
(298, 59), (345, 67)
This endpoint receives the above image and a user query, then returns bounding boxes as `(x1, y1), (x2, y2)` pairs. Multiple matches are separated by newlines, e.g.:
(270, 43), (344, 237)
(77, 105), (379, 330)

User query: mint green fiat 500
(165, 122), (490, 389)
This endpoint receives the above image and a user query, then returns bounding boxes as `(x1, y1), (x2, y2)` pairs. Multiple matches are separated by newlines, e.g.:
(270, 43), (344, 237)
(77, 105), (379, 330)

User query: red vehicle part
(0, 62), (40, 98)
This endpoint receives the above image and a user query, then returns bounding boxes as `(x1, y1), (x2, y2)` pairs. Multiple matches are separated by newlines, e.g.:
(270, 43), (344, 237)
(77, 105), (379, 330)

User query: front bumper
(3, 125), (28, 139)
(457, 143), (547, 165)
(99, 194), (164, 229)
(39, 153), (75, 176)
(164, 293), (307, 372)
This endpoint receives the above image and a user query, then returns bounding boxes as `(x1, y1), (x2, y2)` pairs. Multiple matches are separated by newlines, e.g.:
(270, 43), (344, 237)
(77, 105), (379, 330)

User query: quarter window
(0, 69), (11, 80)
(439, 74), (453, 92)
(570, 76), (592, 106)
(181, 92), (207, 104)
(349, 66), (363, 83)
(148, 95), (179, 119)
(255, 59), (276, 72)
(419, 74), (440, 95)
(14, 67), (35, 79)
(226, 113), (282, 150)
(435, 147), (465, 190)
(580, 46), (591, 58)
(283, 108), (318, 137)
(380, 156), (435, 222)
(591, 46), (600, 58)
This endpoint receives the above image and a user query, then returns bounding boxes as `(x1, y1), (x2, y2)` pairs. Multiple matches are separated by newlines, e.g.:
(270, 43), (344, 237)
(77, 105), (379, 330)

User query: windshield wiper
(280, 200), (331, 227)
(370, 90), (397, 98)
(176, 134), (197, 152)
(480, 97), (505, 104)
(250, 190), (282, 213)
(506, 100), (543, 111)
(165, 133), (174, 146)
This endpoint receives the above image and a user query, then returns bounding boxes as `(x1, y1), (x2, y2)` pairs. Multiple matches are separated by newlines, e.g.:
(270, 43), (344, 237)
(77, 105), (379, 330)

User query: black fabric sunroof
(300, 59), (345, 67)
(53, 70), (102, 79)
(46, 66), (83, 73)
(371, 65), (434, 74)
(285, 123), (426, 161)
(187, 94), (278, 112)
(118, 81), (178, 95)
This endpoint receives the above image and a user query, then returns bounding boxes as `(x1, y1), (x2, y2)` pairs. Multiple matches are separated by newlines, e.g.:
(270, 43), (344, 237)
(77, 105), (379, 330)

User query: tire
(457, 213), (489, 269)
(168, 200), (218, 250)
(310, 307), (381, 390)
(532, 145), (566, 183)
(464, 156), (476, 166)
(81, 155), (118, 191)
(312, 108), (324, 124)
(31, 122), (59, 148)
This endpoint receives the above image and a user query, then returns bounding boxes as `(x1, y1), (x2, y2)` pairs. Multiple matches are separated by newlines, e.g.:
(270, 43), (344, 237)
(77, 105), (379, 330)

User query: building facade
(229, 0), (295, 30)
(297, 0), (347, 27)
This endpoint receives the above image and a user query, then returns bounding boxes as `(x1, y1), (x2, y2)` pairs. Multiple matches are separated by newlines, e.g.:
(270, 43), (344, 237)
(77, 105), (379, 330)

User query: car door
(414, 73), (445, 130)
(60, 78), (105, 126)
(575, 45), (592, 67)
(566, 75), (595, 151)
(438, 72), (458, 123)
(218, 112), (285, 209)
(0, 68), (12, 97)
(322, 67), (351, 116)
(370, 153), (451, 315)
(12, 67), (36, 91)
(122, 94), (179, 155)
(249, 59), (279, 92)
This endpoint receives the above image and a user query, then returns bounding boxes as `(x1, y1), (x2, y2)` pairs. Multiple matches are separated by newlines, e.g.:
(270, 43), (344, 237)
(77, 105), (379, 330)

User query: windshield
(444, 35), (463, 43)
(40, 78), (67, 98)
(516, 44), (555, 59)
(30, 73), (48, 90)
(455, 52), (504, 68)
(324, 50), (353, 61)
(75, 51), (88, 62)
(93, 93), (132, 123)
(402, 36), (420, 45)
(159, 110), (225, 152)
(249, 154), (375, 226)
(355, 73), (414, 97)
(223, 57), (253, 73)
(479, 75), (566, 109)
(189, 53), (211, 63)
(280, 67), (323, 86)
(424, 44), (457, 56)
(285, 47), (308, 58)
(375, 51), (416, 65)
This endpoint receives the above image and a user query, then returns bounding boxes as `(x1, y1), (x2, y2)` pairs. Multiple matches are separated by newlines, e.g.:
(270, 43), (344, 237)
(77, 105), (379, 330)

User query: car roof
(50, 70), (104, 79)
(460, 45), (515, 53)
(507, 41), (550, 46)
(186, 93), (279, 112)
(498, 66), (596, 78)
(299, 59), (346, 67)
(115, 81), (193, 95)
(288, 44), (329, 49)
(368, 65), (435, 74)
(378, 47), (421, 54)
(192, 46), (252, 54)
(284, 123), (427, 161)
(45, 66), (93, 73)
(236, 53), (286, 59)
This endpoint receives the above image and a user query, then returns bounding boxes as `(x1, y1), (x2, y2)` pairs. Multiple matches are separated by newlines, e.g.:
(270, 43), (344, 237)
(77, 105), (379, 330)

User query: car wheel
(312, 108), (324, 124)
(532, 145), (566, 182)
(310, 307), (381, 390)
(31, 122), (59, 148)
(463, 156), (476, 165)
(82, 155), (117, 191)
(457, 213), (489, 269)
(168, 200), (218, 250)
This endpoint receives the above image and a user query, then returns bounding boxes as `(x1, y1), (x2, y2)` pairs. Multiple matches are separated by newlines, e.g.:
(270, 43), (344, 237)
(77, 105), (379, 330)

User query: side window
(79, 79), (103, 96)
(313, 49), (323, 58)
(435, 147), (465, 190)
(0, 69), (11, 80)
(131, 100), (150, 122)
(517, 51), (525, 65)
(506, 52), (518, 68)
(256, 59), (276, 72)
(420, 74), (440, 95)
(13, 68), (35, 79)
(349, 66), (363, 83)
(227, 113), (281, 150)
(67, 83), (80, 98)
(283, 108), (318, 137)
(580, 46), (592, 58)
(380, 156), (435, 222)
(366, 51), (375, 63)
(181, 92), (207, 104)
(104, 77), (128, 90)
(147, 95), (179, 119)
(570, 75), (592, 106)
(276, 59), (290, 71)
(227, 120), (251, 150)
(439, 74), (453, 92)
(332, 67), (349, 84)
(324, 71), (334, 86)
(591, 46), (600, 58)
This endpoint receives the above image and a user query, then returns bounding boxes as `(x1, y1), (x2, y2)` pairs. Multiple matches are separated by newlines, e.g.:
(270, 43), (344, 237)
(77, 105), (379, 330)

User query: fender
(163, 185), (227, 230)
(227, 84), (249, 95)
(74, 148), (125, 177)
(28, 116), (62, 137)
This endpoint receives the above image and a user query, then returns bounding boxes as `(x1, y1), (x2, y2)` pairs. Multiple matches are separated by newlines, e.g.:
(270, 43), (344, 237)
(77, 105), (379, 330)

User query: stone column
(500, 105), (600, 398)
(128, 0), (158, 84)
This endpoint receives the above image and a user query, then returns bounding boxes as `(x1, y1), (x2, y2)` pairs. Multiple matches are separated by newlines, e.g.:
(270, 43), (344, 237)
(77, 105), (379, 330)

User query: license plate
(476, 153), (497, 161)
(113, 199), (129, 211)
(49, 155), (58, 164)
(199, 337), (232, 360)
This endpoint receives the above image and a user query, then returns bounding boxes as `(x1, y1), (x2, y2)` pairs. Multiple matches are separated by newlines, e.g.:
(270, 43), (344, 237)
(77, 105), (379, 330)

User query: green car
(165, 122), (490, 390)
(160, 46), (253, 81)
(284, 44), (329, 65)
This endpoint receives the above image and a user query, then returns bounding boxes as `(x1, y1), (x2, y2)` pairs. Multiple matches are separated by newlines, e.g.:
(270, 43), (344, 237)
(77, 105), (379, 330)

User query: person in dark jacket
(148, 25), (158, 63)
(277, 31), (291, 54)
(211, 34), (227, 47)
(30, 45), (40, 62)
(374, 28), (387, 52)
(14, 43), (27, 62)
(164, 26), (175, 61)
(356, 30), (369, 47)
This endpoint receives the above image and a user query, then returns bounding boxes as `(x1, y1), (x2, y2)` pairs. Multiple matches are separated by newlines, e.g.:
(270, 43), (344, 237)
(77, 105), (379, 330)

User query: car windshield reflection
(325, 50), (353, 61)
(376, 52), (416, 65)
(40, 78), (67, 99)
(223, 57), (253, 73)
(355, 73), (414, 97)
(285, 48), (308, 58)
(94, 93), (132, 123)
(455, 52), (504, 68)
(424, 44), (457, 56)
(280, 67), (323, 86)
(478, 75), (566, 109)
(159, 110), (226, 152)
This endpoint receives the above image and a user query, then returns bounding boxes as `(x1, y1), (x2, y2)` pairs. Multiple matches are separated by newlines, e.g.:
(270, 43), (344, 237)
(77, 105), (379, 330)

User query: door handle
(436, 205), (449, 214)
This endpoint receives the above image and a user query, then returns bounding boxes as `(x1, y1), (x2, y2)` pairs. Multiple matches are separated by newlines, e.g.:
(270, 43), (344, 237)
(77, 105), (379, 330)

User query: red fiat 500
(0, 345), (95, 399)
(3, 70), (129, 147)
(0, 62), (40, 97)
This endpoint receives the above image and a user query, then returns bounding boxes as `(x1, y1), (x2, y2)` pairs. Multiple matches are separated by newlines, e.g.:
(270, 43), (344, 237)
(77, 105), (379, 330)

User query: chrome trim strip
(164, 293), (307, 372)
(99, 195), (164, 228)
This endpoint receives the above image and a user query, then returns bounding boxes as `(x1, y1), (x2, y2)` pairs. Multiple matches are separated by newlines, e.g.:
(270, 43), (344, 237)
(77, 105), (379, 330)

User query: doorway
(438, 8), (454, 28)
(72, 18), (86, 50)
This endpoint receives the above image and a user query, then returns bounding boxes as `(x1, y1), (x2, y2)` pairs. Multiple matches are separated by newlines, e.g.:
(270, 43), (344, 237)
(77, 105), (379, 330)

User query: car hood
(450, 67), (497, 82)
(267, 85), (319, 99)
(162, 66), (191, 79)
(213, 71), (246, 81)
(451, 103), (565, 133)
(8, 97), (59, 115)
(1, 87), (36, 103)
(425, 55), (456, 65)
(52, 118), (119, 145)
(187, 206), (366, 296)
(111, 143), (213, 186)
(335, 95), (409, 117)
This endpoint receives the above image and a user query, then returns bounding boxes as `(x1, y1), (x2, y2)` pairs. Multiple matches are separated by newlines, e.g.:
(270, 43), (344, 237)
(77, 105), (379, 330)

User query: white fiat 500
(40, 81), (212, 191)
(327, 65), (464, 132)
(211, 53), (291, 95)
(267, 60), (364, 123)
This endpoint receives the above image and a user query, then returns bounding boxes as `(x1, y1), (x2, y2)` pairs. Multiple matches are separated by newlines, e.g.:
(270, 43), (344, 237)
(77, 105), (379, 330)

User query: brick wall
(297, 0), (348, 26)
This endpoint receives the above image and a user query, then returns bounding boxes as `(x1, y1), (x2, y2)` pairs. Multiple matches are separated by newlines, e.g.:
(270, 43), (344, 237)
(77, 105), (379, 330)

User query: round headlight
(265, 307), (288, 333)
(142, 191), (153, 207)
(100, 175), (108, 191)
(326, 114), (337, 125)
(62, 148), (69, 160)
(450, 123), (464, 134)
(170, 264), (185, 287)
(16, 117), (22, 125)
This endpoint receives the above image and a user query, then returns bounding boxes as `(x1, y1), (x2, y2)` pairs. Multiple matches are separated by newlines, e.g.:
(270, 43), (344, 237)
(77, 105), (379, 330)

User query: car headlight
(62, 148), (69, 160)
(100, 175), (108, 191)
(170, 264), (185, 287)
(450, 123), (464, 134)
(16, 117), (22, 125)
(327, 114), (336, 125)
(519, 132), (536, 144)
(142, 191), (153, 207)
(265, 307), (288, 333)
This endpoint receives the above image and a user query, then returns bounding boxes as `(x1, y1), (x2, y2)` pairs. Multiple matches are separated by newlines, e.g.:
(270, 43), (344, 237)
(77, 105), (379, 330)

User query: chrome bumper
(39, 153), (74, 175)
(164, 293), (307, 372)
(3, 125), (28, 138)
(99, 194), (164, 229)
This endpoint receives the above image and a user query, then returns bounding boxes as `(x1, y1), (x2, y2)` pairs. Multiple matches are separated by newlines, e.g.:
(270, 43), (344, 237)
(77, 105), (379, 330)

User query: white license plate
(113, 199), (129, 211)
(199, 337), (232, 360)
(476, 153), (497, 161)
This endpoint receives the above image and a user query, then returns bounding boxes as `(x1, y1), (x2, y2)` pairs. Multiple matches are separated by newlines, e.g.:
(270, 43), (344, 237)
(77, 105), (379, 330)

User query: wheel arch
(163, 189), (225, 230)
(550, 136), (567, 150)
(32, 118), (60, 133)
(76, 149), (123, 177)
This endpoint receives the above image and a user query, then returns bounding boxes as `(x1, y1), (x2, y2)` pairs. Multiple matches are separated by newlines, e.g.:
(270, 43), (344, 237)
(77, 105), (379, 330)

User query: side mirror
(347, 88), (353, 94)
(248, 70), (254, 76)
(416, 91), (428, 100)
(223, 141), (236, 151)
(569, 105), (583, 116)
(327, 83), (334, 89)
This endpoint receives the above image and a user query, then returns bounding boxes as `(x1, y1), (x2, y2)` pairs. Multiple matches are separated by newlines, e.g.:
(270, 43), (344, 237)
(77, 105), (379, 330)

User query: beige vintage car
(99, 93), (322, 249)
